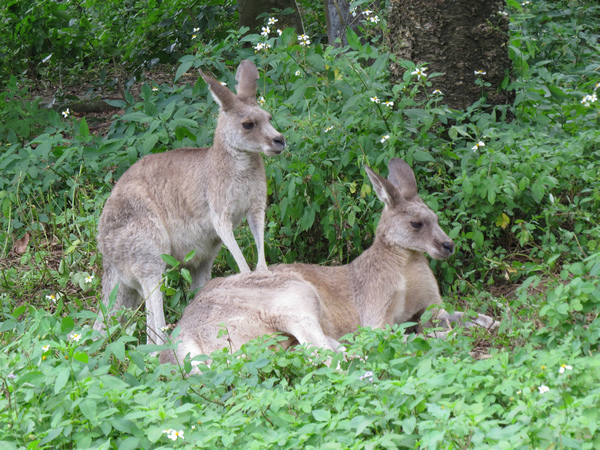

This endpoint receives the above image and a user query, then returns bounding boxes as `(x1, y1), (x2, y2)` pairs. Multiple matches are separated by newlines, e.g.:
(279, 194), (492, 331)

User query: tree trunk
(238, 0), (305, 35)
(323, 0), (351, 46)
(387, 0), (513, 110)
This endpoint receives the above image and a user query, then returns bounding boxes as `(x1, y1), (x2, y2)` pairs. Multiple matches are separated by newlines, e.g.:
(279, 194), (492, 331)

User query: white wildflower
(69, 332), (82, 343)
(474, 70), (487, 75)
(261, 26), (270, 37)
(268, 17), (278, 25)
(360, 371), (374, 382)
(85, 275), (94, 283)
(370, 96), (380, 103)
(164, 429), (184, 441)
(325, 126), (334, 132)
(295, 70), (301, 76)
(299, 34), (311, 46)
(152, 87), (159, 92)
(432, 89), (443, 95)
(364, 9), (372, 16)
(62, 109), (71, 118)
(46, 293), (61, 303)
(382, 100), (394, 107)
(258, 96), (266, 105)
(277, 29), (282, 36)
(380, 135), (390, 143)
(411, 67), (427, 79)
(42, 345), (50, 352)
(559, 364), (572, 374)
(471, 141), (485, 151)
(581, 93), (597, 107)
(538, 385), (550, 394)
(369, 16), (380, 24)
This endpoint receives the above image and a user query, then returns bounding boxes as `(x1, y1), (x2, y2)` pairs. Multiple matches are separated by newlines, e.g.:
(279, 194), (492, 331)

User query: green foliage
(1, 0), (600, 446)
(2, 309), (600, 448)
(0, 0), (237, 82)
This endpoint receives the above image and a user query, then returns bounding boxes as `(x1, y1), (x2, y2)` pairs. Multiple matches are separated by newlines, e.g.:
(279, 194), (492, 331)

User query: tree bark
(387, 0), (513, 110)
(323, 0), (351, 46)
(238, 0), (305, 35)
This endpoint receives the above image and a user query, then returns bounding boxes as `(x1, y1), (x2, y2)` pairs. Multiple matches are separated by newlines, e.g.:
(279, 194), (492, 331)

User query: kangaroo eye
(410, 222), (424, 229)
(242, 122), (254, 130)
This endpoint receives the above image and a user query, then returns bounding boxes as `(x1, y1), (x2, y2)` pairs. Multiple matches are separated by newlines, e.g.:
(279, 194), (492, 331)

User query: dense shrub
(1, 0), (600, 447)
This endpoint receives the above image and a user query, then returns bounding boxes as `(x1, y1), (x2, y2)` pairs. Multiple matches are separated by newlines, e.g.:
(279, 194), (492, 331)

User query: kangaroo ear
(200, 70), (236, 111)
(235, 60), (259, 102)
(387, 158), (418, 200)
(365, 165), (401, 208)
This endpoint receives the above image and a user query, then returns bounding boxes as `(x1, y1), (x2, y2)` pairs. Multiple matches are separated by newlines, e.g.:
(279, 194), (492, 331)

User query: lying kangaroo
(93, 60), (286, 345)
(160, 158), (496, 367)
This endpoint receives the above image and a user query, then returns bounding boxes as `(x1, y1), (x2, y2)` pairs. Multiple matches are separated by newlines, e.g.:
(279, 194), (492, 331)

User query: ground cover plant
(1, 0), (600, 448)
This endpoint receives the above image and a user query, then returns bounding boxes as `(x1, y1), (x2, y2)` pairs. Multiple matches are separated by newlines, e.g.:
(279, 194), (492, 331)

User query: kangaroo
(160, 158), (497, 367)
(93, 60), (286, 345)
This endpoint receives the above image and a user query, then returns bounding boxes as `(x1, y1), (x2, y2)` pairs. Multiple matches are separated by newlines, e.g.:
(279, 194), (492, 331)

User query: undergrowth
(1, 0), (600, 448)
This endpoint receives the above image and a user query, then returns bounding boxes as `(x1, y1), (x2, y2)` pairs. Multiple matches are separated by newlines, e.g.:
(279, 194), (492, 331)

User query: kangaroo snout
(441, 241), (455, 257)
(268, 135), (286, 155)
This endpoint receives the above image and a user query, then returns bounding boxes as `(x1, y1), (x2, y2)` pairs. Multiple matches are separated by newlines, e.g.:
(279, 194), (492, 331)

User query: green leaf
(61, 316), (75, 334)
(369, 54), (388, 79)
(74, 352), (89, 364)
(128, 350), (146, 370)
(127, 146), (138, 165)
(137, 344), (171, 354)
(350, 415), (376, 436)
(412, 149), (435, 163)
(472, 230), (484, 249)
(402, 416), (416, 434)
(531, 180), (545, 203)
(54, 367), (70, 394)
(79, 398), (97, 422)
(148, 427), (164, 443)
(142, 133), (159, 154)
(175, 59), (195, 82)
(346, 28), (362, 51)
(79, 117), (89, 139)
(107, 340), (126, 361)
(12, 305), (26, 319)
(312, 409), (331, 422)
(161, 254), (179, 267)
(160, 100), (177, 121)
(122, 112), (153, 123)
(40, 427), (64, 446)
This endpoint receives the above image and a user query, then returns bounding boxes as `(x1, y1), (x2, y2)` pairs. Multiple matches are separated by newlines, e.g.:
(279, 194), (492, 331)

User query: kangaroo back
(93, 60), (286, 345)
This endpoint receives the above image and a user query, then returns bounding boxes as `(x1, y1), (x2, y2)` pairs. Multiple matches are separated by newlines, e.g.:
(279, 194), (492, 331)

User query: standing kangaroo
(93, 60), (285, 345)
(160, 159), (497, 367)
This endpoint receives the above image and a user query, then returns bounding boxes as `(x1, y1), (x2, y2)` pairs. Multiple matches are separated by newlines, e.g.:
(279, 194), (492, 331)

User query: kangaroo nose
(274, 135), (286, 149)
(442, 241), (454, 255)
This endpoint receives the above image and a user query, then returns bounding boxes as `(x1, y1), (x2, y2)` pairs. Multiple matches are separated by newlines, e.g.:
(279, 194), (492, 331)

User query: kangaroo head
(365, 158), (454, 260)
(200, 60), (286, 156)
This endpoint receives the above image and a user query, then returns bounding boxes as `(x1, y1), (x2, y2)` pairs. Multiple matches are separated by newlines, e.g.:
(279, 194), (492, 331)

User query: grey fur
(160, 159), (497, 369)
(93, 60), (285, 344)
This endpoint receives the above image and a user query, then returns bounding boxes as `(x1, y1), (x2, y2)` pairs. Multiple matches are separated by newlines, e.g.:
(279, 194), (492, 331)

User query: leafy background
(1, 0), (600, 447)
